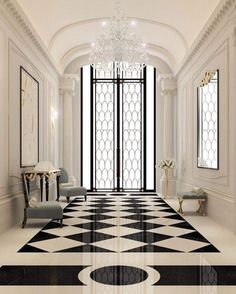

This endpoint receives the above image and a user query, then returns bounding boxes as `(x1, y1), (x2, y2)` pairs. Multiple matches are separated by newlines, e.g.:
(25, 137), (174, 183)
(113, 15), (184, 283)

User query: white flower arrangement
(157, 159), (176, 170)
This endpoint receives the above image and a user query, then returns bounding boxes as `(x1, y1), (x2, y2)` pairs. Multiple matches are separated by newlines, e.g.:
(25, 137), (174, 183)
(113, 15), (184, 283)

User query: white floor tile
(43, 226), (89, 237)
(29, 237), (85, 252)
(93, 237), (146, 252)
(148, 226), (194, 237)
(154, 237), (209, 252)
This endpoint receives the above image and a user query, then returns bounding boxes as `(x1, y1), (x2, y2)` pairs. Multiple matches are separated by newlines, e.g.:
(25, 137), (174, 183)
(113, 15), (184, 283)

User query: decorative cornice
(0, 0), (60, 75)
(161, 89), (177, 97)
(60, 74), (79, 96)
(63, 74), (79, 81)
(176, 0), (236, 76)
(157, 74), (175, 82)
(158, 74), (177, 97)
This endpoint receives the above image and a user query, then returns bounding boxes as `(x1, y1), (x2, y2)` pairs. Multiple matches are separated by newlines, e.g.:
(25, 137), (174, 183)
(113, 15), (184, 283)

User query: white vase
(163, 169), (169, 197)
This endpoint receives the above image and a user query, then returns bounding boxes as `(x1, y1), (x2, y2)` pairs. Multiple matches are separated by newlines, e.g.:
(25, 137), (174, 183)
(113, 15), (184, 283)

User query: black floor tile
(170, 221), (194, 230)
(122, 214), (156, 221)
(191, 244), (219, 252)
(81, 214), (115, 221)
(75, 221), (115, 231)
(28, 231), (58, 243)
(57, 244), (115, 253)
(90, 265), (148, 285)
(121, 208), (154, 214)
(122, 221), (163, 231)
(124, 244), (181, 252)
(67, 231), (115, 243)
(83, 208), (114, 214)
(42, 221), (67, 230)
(122, 231), (172, 243)
(18, 245), (48, 253)
(0, 265), (88, 285)
(180, 231), (209, 243)
(165, 214), (185, 221)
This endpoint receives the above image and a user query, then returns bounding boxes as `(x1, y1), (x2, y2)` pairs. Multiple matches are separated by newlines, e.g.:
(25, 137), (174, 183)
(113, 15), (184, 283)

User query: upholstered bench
(177, 191), (207, 216)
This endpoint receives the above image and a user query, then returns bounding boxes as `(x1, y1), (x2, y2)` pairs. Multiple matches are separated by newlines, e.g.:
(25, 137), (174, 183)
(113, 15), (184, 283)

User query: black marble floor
(19, 194), (219, 253)
(0, 265), (236, 286)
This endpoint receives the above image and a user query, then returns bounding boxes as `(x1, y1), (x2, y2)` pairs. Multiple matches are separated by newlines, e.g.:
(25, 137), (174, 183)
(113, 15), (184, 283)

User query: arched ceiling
(16, 0), (221, 73)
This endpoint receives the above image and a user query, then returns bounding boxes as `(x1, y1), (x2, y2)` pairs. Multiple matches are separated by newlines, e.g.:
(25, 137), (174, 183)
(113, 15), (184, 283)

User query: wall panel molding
(177, 0), (236, 75)
(178, 180), (234, 202)
(0, 0), (60, 75)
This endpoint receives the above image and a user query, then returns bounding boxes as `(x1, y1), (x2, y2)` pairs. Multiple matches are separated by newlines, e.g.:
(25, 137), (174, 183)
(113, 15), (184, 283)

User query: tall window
(197, 70), (219, 169)
(81, 64), (156, 191)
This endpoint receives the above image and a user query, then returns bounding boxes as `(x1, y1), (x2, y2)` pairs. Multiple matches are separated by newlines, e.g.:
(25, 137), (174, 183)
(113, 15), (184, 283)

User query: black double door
(92, 71), (145, 191)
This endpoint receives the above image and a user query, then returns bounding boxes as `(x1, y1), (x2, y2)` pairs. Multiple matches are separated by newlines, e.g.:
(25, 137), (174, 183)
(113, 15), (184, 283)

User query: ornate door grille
(92, 68), (145, 191)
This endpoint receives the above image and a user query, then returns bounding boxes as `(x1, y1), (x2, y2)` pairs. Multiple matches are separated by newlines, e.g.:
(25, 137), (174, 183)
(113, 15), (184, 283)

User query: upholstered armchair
(57, 168), (87, 203)
(21, 174), (63, 228)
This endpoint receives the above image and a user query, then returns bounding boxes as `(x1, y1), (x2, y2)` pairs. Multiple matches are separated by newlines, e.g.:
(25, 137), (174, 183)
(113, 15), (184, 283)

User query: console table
(24, 169), (61, 201)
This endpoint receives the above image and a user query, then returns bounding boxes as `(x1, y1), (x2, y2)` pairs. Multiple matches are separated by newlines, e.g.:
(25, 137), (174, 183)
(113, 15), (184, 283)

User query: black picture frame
(20, 66), (39, 168)
(197, 69), (219, 170)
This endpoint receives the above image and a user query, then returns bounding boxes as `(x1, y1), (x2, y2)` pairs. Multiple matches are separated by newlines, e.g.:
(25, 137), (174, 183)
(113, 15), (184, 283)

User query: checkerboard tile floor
(18, 194), (219, 253)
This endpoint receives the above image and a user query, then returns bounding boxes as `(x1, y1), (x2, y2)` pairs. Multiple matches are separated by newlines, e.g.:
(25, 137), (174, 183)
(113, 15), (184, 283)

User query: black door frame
(81, 66), (156, 192)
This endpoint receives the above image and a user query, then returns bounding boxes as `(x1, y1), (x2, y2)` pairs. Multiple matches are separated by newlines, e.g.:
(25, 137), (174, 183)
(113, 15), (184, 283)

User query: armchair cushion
(27, 201), (63, 219)
(60, 186), (87, 197)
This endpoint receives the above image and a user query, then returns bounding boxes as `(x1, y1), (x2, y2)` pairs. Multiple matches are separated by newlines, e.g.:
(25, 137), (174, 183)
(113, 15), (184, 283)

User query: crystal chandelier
(89, 1), (148, 75)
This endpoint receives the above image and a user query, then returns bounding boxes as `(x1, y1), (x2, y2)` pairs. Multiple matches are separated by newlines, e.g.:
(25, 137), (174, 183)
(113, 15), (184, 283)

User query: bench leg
(197, 200), (206, 216)
(178, 198), (184, 215)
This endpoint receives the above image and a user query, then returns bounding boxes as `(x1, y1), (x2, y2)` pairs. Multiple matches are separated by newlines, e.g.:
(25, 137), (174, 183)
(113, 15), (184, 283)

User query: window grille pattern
(198, 71), (218, 169)
(122, 83), (142, 189)
(95, 82), (114, 189)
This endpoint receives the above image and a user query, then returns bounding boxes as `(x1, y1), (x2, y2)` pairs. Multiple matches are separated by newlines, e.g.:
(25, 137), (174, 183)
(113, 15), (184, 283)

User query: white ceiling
(16, 0), (221, 73)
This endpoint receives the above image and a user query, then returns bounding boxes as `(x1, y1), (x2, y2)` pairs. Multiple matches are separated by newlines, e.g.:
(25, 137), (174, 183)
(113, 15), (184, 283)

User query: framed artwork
(20, 66), (39, 167)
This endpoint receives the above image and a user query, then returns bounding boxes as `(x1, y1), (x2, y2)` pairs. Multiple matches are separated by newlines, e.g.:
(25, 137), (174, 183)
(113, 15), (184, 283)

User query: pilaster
(60, 74), (79, 184)
(158, 74), (177, 197)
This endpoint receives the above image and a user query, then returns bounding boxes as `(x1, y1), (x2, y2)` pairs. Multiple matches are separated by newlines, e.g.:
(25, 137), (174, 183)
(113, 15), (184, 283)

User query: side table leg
(40, 177), (43, 202)
(26, 178), (30, 195)
(46, 178), (49, 201)
(56, 175), (60, 201)
(197, 200), (201, 214)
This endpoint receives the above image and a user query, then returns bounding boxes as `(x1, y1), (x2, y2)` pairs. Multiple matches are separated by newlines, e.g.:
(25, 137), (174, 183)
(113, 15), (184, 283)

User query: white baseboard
(0, 193), (24, 234)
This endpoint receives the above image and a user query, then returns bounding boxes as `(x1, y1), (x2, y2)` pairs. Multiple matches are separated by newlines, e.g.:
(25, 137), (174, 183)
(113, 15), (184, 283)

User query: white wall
(177, 6), (236, 231)
(0, 10), (60, 234)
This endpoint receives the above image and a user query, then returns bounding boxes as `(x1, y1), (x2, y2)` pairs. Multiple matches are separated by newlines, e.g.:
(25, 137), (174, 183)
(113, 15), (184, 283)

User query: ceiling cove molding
(147, 43), (177, 71)
(176, 0), (236, 76)
(48, 17), (188, 52)
(60, 42), (176, 72)
(0, 0), (61, 75)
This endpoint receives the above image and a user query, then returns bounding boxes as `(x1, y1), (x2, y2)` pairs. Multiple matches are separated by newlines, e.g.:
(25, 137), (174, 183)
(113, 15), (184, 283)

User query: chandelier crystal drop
(89, 1), (148, 75)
